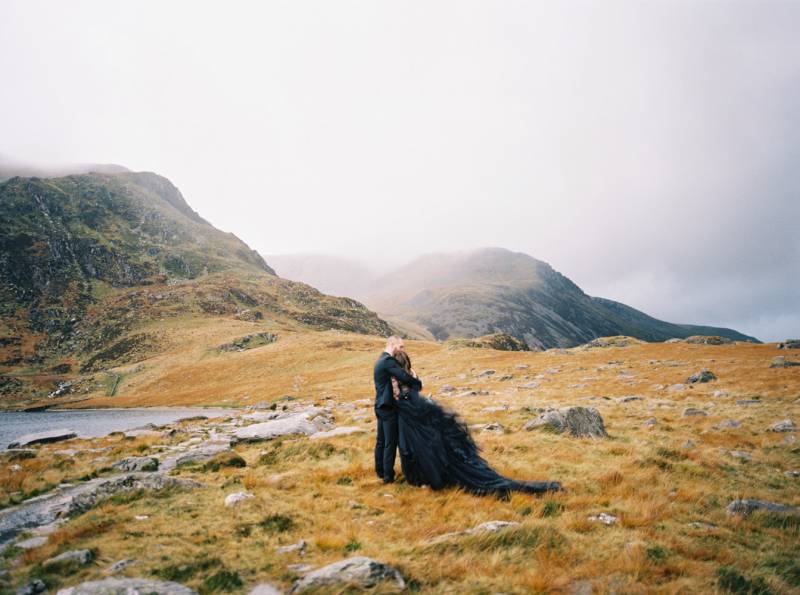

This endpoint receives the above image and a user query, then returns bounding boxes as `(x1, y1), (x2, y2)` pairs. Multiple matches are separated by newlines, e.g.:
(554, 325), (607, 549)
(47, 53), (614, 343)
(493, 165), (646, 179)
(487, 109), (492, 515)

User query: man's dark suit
(373, 351), (422, 482)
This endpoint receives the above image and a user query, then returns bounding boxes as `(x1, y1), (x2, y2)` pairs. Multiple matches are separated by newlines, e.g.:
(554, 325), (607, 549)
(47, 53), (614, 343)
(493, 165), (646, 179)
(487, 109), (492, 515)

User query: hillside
(287, 248), (756, 350)
(0, 172), (391, 408)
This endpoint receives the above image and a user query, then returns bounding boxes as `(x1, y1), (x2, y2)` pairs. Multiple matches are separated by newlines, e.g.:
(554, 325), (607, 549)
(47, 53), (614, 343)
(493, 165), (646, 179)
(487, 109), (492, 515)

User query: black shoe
(382, 477), (395, 484)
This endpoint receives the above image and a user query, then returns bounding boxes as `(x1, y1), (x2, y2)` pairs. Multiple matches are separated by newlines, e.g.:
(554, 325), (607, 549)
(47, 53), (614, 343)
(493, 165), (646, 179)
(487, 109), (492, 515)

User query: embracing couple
(373, 336), (563, 497)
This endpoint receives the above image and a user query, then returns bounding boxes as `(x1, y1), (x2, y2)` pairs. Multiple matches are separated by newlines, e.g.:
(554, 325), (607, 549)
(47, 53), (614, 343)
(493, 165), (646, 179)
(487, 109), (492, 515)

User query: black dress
(395, 387), (563, 497)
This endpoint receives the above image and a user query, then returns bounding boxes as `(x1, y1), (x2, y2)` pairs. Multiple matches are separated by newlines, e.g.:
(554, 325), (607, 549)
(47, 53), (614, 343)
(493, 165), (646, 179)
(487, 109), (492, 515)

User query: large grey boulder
(687, 370), (716, 384)
(523, 407), (607, 438)
(767, 419), (796, 432)
(770, 356), (800, 368)
(43, 549), (93, 572)
(289, 556), (405, 593)
(56, 578), (197, 594)
(726, 499), (799, 516)
(160, 440), (231, 471)
(778, 339), (800, 349)
(8, 429), (77, 449)
(233, 410), (332, 444)
(112, 456), (159, 472)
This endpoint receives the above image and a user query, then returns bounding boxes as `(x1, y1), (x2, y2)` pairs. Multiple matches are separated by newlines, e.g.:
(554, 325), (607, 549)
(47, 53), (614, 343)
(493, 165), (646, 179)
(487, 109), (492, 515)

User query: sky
(1, 1), (798, 342)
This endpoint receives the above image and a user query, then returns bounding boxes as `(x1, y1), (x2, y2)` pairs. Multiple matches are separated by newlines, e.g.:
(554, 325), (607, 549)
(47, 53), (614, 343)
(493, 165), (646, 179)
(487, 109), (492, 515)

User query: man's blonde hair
(385, 335), (403, 350)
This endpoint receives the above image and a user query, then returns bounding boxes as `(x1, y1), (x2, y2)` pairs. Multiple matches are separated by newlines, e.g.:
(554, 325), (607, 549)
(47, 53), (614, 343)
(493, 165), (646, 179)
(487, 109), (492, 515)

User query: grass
(1, 336), (798, 593)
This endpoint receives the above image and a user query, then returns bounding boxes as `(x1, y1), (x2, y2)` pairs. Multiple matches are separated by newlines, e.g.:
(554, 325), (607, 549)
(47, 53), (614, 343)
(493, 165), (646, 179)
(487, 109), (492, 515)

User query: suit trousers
(374, 405), (399, 481)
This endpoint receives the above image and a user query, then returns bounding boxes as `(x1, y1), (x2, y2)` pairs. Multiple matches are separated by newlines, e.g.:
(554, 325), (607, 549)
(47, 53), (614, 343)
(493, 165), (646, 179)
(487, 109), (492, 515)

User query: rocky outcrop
(56, 578), (198, 595)
(523, 407), (607, 438)
(770, 356), (800, 368)
(687, 370), (716, 383)
(233, 410), (332, 444)
(218, 332), (277, 353)
(289, 556), (405, 593)
(726, 499), (800, 517)
(778, 339), (800, 349)
(8, 429), (77, 449)
(67, 474), (203, 517)
(111, 456), (159, 472)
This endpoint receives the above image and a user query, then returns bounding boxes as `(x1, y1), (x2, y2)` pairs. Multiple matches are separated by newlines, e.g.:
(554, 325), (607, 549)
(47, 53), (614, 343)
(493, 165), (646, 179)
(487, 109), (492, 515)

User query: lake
(0, 408), (240, 448)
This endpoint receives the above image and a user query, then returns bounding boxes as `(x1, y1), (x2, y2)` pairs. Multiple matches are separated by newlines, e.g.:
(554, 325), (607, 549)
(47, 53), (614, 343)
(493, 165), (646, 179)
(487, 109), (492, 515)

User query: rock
(477, 369), (496, 378)
(687, 370), (716, 384)
(482, 422), (504, 433)
(716, 419), (741, 429)
(249, 584), (282, 595)
(518, 381), (540, 389)
(68, 474), (203, 517)
(106, 559), (136, 574)
(426, 520), (521, 545)
(643, 418), (657, 427)
(160, 439), (232, 471)
(785, 470), (800, 478)
(16, 536), (48, 549)
(770, 356), (800, 368)
(728, 450), (752, 461)
(588, 513), (618, 525)
(778, 339), (800, 349)
(498, 374), (514, 381)
(233, 410), (331, 444)
(7, 429), (77, 449)
(726, 499), (800, 516)
(16, 580), (46, 595)
(481, 405), (509, 413)
(289, 556), (405, 593)
(310, 426), (365, 440)
(682, 408), (708, 417)
(688, 521), (717, 530)
(43, 549), (94, 572)
(286, 564), (314, 573)
(616, 395), (642, 403)
(276, 539), (306, 554)
(218, 332), (278, 352)
(685, 335), (732, 345)
(523, 407), (607, 438)
(112, 456), (159, 472)
(682, 439), (697, 450)
(515, 364), (530, 370)
(667, 384), (686, 392)
(767, 419), (796, 432)
(224, 491), (254, 507)
(736, 399), (761, 406)
(56, 578), (198, 594)
(439, 385), (456, 393)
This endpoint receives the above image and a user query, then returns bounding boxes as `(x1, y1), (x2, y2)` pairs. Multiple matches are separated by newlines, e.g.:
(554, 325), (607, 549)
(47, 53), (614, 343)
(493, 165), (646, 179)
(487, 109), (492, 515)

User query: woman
(391, 350), (563, 497)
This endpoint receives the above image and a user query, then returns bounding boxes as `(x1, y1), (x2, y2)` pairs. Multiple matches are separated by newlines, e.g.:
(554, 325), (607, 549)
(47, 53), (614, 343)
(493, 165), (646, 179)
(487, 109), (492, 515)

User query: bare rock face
(7, 429), (77, 449)
(289, 556), (405, 593)
(687, 370), (716, 383)
(726, 499), (800, 517)
(68, 474), (203, 517)
(111, 456), (159, 472)
(56, 578), (198, 595)
(523, 407), (607, 438)
(43, 549), (93, 573)
(767, 419), (796, 433)
(233, 410), (332, 444)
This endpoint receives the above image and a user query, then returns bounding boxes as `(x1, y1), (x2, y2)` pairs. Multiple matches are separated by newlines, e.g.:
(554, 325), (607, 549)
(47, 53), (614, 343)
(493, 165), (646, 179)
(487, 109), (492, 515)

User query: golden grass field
(1, 326), (799, 594)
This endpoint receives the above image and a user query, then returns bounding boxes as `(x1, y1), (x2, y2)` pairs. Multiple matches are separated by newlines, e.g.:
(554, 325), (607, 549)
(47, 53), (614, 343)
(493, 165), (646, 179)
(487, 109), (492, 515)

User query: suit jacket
(373, 352), (422, 411)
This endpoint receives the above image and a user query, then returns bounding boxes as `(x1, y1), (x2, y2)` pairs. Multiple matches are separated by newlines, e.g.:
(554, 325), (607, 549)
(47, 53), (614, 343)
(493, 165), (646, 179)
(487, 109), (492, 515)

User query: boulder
(687, 370), (716, 383)
(43, 549), (94, 572)
(477, 369), (496, 378)
(106, 559), (136, 574)
(523, 407), (607, 438)
(16, 580), (46, 595)
(426, 520), (520, 545)
(770, 356), (800, 368)
(111, 457), (159, 472)
(289, 556), (405, 593)
(310, 426), (365, 440)
(588, 513), (618, 525)
(685, 336), (732, 345)
(249, 584), (282, 595)
(778, 339), (800, 350)
(160, 440), (232, 471)
(56, 578), (198, 595)
(233, 410), (332, 444)
(276, 539), (306, 554)
(682, 408), (708, 417)
(8, 429), (77, 449)
(767, 419), (796, 432)
(68, 474), (203, 517)
(736, 399), (762, 406)
(726, 499), (800, 517)
(224, 491), (254, 508)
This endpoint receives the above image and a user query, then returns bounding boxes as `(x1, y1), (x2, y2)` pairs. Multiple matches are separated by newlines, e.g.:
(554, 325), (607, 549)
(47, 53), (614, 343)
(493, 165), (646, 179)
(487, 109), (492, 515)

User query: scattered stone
(728, 450), (752, 461)
(687, 370), (716, 384)
(515, 364), (530, 370)
(770, 356), (800, 368)
(688, 521), (717, 530)
(643, 418), (657, 428)
(112, 456), (159, 472)
(518, 381), (539, 390)
(218, 332), (277, 352)
(310, 426), (365, 440)
(289, 556), (405, 593)
(56, 578), (198, 595)
(616, 395), (642, 403)
(16, 580), (46, 595)
(778, 339), (800, 349)
(106, 559), (136, 574)
(481, 405), (509, 413)
(785, 470), (800, 478)
(588, 513), (618, 525)
(716, 419), (741, 429)
(276, 539), (306, 554)
(439, 385), (456, 393)
(68, 474), (203, 517)
(711, 390), (729, 398)
(685, 336), (732, 345)
(768, 419), (796, 432)
(726, 499), (800, 517)
(523, 407), (607, 438)
(498, 374), (514, 381)
(286, 564), (314, 573)
(249, 584), (283, 595)
(667, 384), (686, 392)
(224, 491), (254, 507)
(477, 369), (496, 378)
(43, 549), (94, 572)
(682, 440), (697, 450)
(16, 536), (47, 549)
(736, 399), (761, 406)
(426, 520), (521, 545)
(7, 429), (77, 449)
(682, 408), (708, 417)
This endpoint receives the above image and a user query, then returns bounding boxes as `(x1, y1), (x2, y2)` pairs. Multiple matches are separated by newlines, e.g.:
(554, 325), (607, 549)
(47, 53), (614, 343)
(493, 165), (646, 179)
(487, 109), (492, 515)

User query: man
(373, 335), (422, 483)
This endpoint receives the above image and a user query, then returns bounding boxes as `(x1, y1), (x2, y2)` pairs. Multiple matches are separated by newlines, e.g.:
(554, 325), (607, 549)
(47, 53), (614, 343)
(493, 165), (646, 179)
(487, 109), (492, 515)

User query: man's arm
(384, 358), (422, 390)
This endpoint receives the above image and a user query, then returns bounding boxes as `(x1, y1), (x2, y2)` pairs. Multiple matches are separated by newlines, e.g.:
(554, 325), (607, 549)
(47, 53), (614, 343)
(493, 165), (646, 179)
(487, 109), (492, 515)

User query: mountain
(271, 248), (759, 349)
(0, 157), (130, 182)
(0, 170), (391, 406)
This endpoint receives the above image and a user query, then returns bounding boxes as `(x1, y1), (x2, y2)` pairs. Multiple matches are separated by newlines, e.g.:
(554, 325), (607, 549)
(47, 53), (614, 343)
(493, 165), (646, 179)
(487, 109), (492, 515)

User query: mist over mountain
(0, 156), (130, 182)
(271, 248), (759, 350)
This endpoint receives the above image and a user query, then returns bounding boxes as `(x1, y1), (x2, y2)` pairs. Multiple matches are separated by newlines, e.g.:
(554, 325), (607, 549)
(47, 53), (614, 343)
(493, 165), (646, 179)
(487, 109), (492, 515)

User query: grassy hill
(0, 172), (391, 408)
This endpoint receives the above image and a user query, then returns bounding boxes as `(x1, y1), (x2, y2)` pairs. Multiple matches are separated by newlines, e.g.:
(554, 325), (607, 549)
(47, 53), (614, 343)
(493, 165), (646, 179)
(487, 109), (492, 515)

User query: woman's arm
(391, 377), (400, 400)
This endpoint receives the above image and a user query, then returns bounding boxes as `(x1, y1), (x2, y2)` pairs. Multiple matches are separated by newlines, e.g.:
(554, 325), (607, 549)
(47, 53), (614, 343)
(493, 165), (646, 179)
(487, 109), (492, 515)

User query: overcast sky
(1, 1), (798, 342)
